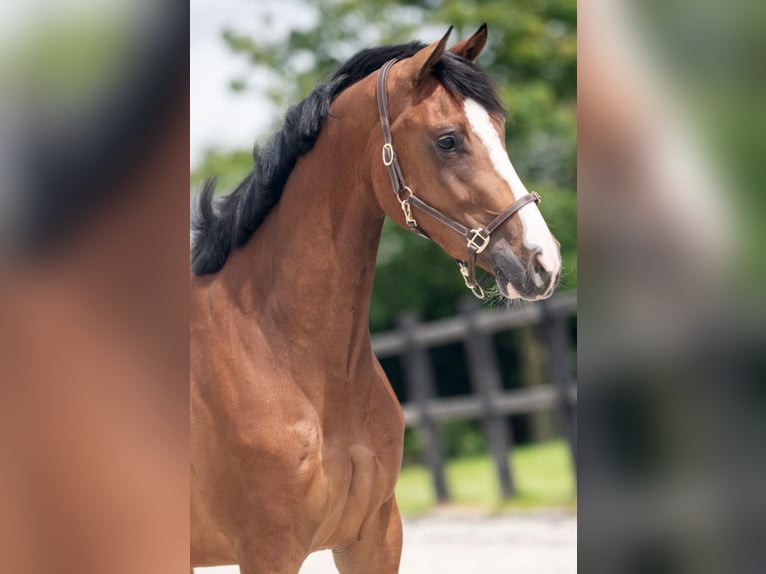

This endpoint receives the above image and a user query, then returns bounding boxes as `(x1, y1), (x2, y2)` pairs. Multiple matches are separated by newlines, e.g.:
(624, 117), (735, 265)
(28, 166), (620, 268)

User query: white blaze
(463, 98), (560, 273)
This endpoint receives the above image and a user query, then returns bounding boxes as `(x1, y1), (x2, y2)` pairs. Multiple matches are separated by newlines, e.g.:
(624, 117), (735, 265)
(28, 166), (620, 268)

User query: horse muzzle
(490, 239), (559, 300)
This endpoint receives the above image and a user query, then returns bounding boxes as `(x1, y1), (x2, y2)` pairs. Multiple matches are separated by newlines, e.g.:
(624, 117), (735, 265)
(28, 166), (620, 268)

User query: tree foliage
(192, 0), (577, 331)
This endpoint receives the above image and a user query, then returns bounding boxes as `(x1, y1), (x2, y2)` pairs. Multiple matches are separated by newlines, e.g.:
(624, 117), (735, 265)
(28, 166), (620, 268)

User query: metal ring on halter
(459, 261), (487, 299)
(396, 186), (417, 227)
(470, 283), (486, 299)
(396, 185), (413, 202)
(382, 143), (395, 166)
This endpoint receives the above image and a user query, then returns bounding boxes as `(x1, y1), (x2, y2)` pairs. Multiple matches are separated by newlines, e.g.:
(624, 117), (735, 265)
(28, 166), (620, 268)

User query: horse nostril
(528, 249), (543, 274)
(528, 248), (552, 290)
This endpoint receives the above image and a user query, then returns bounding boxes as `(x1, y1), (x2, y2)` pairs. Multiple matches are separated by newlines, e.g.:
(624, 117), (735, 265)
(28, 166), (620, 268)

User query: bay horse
(190, 25), (561, 573)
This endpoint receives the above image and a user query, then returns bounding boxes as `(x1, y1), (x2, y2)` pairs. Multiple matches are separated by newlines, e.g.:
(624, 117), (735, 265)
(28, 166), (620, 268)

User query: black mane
(191, 42), (504, 275)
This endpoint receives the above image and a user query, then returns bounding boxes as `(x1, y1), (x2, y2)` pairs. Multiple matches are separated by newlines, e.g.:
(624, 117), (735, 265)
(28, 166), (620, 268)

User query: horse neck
(219, 91), (385, 370)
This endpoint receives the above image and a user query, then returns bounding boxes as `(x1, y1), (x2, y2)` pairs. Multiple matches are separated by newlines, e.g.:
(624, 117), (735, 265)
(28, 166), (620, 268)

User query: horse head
(370, 26), (561, 300)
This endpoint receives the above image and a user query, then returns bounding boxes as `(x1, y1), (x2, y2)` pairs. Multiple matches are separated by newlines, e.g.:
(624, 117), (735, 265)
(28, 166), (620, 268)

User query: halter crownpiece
(375, 58), (541, 299)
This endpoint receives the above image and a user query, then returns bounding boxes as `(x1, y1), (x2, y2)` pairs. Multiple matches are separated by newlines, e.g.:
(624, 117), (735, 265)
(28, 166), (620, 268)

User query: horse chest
(308, 378), (404, 547)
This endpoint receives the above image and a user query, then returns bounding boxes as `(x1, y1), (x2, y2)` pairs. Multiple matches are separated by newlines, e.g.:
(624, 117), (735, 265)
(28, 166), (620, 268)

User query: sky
(189, 0), (315, 168)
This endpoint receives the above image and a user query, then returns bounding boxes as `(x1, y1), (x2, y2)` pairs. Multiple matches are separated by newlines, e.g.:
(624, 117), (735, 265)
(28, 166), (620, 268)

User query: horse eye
(436, 135), (457, 151)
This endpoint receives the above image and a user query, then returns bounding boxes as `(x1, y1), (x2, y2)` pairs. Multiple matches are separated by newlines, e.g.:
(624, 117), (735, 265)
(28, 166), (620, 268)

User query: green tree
(192, 0), (577, 330)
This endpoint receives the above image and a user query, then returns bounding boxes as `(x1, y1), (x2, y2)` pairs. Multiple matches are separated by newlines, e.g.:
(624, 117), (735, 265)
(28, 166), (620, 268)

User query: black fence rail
(371, 293), (577, 502)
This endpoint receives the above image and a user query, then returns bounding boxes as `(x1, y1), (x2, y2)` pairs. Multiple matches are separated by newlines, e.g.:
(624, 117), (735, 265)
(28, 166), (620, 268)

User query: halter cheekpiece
(375, 58), (541, 299)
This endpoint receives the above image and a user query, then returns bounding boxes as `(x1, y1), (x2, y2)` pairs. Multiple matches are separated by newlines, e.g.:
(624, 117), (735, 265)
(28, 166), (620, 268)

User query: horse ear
(449, 23), (488, 62)
(401, 26), (453, 85)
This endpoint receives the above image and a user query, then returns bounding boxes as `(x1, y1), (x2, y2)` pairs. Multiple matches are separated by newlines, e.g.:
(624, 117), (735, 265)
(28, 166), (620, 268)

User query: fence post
(397, 312), (450, 503)
(540, 300), (578, 477)
(459, 298), (516, 499)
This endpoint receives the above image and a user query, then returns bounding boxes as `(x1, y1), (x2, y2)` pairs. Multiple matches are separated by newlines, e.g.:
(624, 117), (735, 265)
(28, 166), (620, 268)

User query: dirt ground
(197, 510), (576, 574)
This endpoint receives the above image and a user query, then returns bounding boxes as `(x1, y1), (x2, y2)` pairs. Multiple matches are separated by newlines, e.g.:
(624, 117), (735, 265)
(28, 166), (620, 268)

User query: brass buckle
(397, 186), (417, 227)
(382, 143), (395, 166)
(466, 228), (490, 254)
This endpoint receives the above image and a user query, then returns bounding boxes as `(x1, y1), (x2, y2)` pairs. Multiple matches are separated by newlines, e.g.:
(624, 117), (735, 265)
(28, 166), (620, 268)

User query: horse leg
(332, 497), (403, 574)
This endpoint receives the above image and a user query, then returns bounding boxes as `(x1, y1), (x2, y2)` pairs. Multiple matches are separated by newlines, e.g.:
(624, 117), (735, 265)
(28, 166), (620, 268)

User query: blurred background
(1, 1), (190, 573)
(579, 1), (766, 573)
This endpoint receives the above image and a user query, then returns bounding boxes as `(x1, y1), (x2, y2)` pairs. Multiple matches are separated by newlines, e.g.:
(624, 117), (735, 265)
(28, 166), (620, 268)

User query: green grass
(395, 440), (576, 516)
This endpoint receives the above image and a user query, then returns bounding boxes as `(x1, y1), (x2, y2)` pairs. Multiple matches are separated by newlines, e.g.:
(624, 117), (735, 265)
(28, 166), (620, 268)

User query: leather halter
(375, 58), (541, 299)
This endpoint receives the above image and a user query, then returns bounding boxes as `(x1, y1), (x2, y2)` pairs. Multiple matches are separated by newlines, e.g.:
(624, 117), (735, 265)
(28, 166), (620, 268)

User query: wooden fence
(371, 293), (577, 502)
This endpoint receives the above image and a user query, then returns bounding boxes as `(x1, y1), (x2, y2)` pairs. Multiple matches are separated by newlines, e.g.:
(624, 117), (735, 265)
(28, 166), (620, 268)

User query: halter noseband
(375, 58), (541, 299)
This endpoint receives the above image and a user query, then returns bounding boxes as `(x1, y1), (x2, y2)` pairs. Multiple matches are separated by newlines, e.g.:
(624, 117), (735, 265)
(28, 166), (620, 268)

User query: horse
(190, 25), (561, 573)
